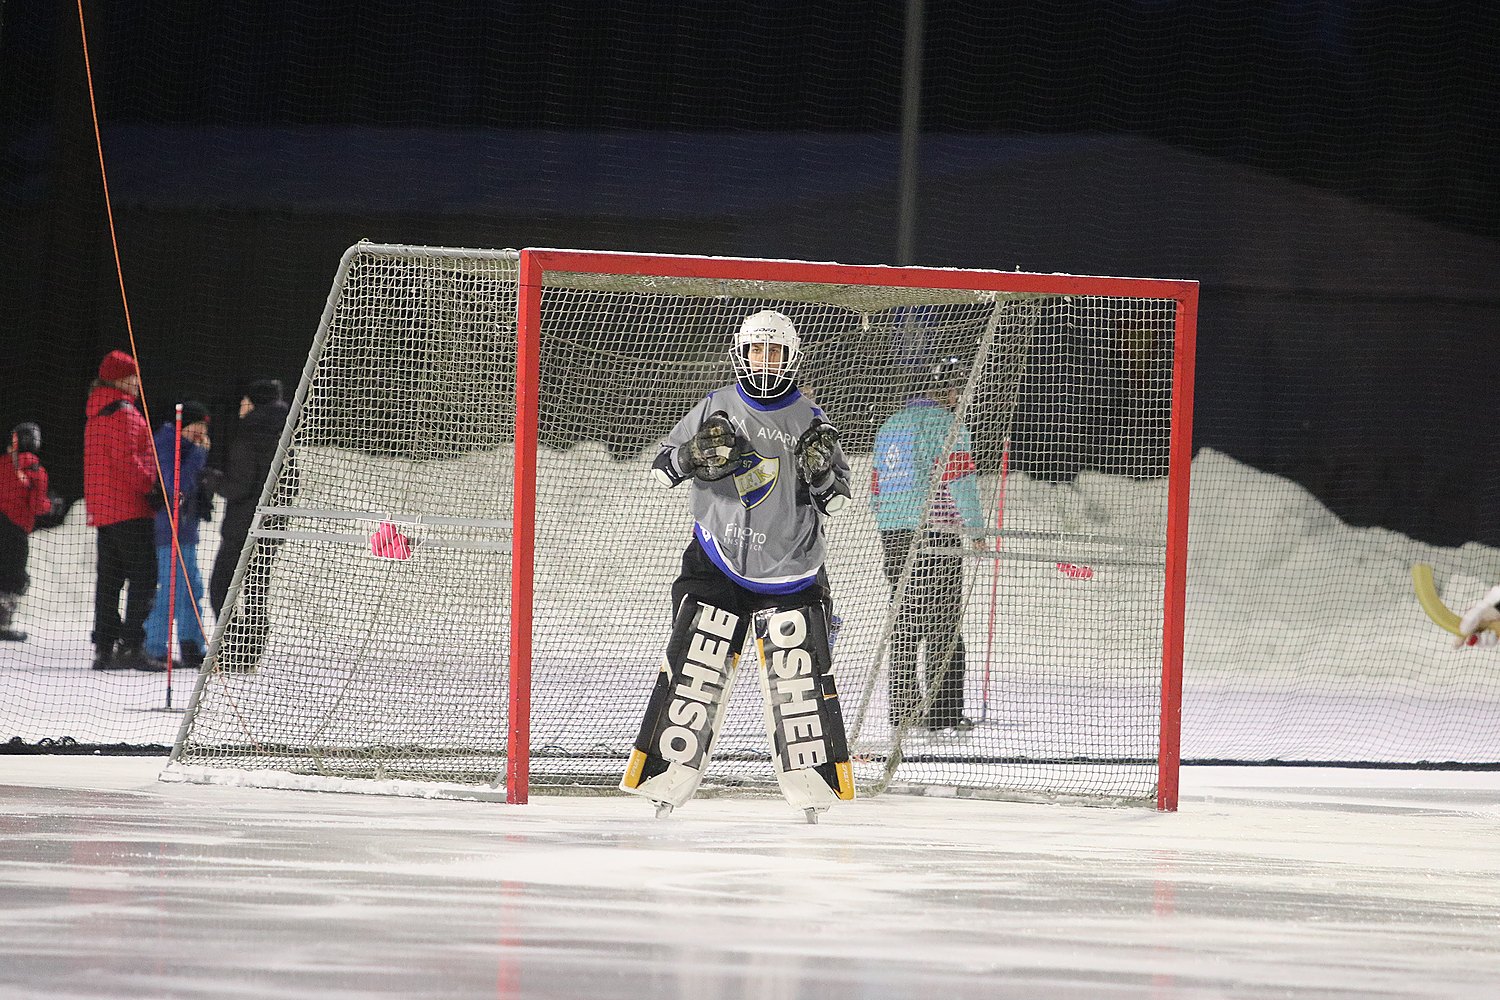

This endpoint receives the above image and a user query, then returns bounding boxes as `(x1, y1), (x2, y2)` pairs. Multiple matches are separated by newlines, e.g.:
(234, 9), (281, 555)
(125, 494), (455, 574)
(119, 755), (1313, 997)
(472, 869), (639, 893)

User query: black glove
(197, 482), (215, 522)
(677, 411), (744, 482)
(794, 419), (839, 487)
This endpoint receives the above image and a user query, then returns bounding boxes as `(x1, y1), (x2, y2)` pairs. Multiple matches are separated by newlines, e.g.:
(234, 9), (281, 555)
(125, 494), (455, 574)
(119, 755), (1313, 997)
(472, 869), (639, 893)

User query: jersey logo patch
(877, 431), (918, 493)
(733, 451), (779, 509)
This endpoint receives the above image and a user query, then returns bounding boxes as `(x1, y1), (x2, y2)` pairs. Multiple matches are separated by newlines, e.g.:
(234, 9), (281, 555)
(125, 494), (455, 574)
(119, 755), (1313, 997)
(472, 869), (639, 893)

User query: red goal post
(513, 249), (1197, 810)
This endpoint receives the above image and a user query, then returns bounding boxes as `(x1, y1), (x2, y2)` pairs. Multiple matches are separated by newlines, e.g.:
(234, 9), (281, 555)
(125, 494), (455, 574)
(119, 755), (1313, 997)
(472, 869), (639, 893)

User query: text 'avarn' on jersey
(657, 384), (851, 595)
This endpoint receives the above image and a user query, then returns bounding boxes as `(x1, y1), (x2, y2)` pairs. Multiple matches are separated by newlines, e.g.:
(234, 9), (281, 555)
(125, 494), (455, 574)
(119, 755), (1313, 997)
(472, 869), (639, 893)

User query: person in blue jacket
(142, 401), (213, 669)
(870, 357), (984, 732)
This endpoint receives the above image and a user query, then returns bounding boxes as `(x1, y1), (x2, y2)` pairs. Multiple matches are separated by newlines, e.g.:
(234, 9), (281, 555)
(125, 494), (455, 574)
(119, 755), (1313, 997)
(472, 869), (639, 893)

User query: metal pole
(166, 404), (182, 707)
(896, 0), (924, 266)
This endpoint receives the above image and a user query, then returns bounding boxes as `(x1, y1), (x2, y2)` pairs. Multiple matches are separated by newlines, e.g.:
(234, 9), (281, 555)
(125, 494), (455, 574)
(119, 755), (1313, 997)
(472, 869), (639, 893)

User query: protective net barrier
(172, 246), (520, 782)
(17, 236), (1500, 783)
(170, 246), (1189, 806)
(5, 5), (1497, 775)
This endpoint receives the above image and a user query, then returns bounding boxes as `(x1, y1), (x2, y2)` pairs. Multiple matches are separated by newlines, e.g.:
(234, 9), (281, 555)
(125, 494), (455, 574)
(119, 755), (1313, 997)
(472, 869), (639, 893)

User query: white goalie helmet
(731, 309), (802, 400)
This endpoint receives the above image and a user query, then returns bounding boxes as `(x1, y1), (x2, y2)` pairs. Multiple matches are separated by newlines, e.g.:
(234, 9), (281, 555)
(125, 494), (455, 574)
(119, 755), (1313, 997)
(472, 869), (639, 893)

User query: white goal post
(166, 243), (1198, 810)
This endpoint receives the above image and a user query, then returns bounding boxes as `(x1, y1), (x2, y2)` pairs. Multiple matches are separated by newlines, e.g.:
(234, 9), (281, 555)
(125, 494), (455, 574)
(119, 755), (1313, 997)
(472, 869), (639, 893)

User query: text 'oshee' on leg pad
(620, 600), (741, 811)
(754, 604), (855, 815)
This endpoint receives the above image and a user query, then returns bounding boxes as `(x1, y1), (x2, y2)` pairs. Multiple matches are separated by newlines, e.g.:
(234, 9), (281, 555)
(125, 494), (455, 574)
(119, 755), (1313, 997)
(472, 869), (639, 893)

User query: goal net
(167, 244), (1196, 809)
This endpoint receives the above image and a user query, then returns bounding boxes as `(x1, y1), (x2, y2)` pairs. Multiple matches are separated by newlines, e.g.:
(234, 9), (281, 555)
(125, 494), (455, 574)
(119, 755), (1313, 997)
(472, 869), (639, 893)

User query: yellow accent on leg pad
(622, 749), (647, 790)
(835, 761), (855, 800)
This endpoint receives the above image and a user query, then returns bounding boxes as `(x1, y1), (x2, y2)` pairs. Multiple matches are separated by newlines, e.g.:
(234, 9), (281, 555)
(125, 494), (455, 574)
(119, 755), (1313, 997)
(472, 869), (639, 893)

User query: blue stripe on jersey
(735, 384), (804, 411)
(694, 523), (819, 595)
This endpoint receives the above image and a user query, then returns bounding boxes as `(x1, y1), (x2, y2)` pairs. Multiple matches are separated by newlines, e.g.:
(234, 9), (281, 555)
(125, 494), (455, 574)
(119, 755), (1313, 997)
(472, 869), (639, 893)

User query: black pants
(212, 531), (282, 668)
(0, 517), (29, 596)
(670, 536), (831, 654)
(881, 529), (966, 728)
(94, 518), (157, 650)
(209, 524), (248, 616)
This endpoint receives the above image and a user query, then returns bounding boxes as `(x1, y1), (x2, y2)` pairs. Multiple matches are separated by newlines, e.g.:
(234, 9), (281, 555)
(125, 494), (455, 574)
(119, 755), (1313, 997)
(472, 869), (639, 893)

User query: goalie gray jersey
(657, 384), (850, 595)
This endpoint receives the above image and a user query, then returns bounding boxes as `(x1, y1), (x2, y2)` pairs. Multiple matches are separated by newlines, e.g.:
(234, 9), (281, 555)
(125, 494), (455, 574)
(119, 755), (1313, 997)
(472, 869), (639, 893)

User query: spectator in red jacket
(83, 350), (163, 671)
(0, 422), (51, 642)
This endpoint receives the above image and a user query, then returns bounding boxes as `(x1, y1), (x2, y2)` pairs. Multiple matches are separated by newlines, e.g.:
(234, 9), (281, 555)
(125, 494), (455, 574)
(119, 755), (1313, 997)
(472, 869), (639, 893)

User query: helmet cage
(731, 310), (802, 400)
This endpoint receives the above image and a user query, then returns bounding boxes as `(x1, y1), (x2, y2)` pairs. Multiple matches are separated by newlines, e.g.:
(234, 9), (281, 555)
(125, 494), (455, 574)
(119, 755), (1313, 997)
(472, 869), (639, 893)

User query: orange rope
(77, 1), (211, 666)
(75, 1), (148, 425)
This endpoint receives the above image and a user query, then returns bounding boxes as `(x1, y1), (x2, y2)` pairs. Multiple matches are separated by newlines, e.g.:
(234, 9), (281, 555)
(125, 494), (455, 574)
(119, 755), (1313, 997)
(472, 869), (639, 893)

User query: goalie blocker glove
(654, 411), (745, 486)
(795, 419), (849, 515)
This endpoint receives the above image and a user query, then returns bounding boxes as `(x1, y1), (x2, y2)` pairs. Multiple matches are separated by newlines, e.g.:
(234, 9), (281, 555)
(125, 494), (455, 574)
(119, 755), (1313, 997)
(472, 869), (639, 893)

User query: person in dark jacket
(143, 402), (213, 668)
(210, 379), (290, 667)
(0, 422), (52, 642)
(83, 350), (162, 670)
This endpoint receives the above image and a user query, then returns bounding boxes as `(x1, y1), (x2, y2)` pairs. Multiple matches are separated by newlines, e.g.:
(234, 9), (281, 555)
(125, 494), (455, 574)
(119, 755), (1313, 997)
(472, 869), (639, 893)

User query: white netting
(526, 275), (1177, 803)
(172, 246), (1185, 805)
(173, 246), (520, 783)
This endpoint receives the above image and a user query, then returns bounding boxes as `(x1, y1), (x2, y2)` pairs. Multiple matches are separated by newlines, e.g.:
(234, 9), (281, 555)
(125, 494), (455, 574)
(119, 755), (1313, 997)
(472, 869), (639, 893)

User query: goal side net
(167, 244), (1196, 810)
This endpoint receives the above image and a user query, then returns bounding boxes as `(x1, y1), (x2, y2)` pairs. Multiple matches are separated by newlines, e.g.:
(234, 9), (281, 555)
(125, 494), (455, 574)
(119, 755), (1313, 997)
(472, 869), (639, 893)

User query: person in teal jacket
(870, 357), (984, 731)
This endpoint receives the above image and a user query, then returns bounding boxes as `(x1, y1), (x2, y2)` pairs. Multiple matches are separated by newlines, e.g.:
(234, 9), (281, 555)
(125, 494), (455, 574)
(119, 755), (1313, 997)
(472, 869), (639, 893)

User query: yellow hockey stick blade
(1411, 563), (1500, 646)
(1411, 563), (1463, 636)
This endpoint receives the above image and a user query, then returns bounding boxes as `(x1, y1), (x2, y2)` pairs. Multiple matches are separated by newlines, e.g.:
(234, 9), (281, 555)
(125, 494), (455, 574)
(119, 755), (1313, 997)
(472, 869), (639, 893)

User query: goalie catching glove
(795, 419), (849, 515)
(794, 419), (838, 484)
(677, 411), (745, 482)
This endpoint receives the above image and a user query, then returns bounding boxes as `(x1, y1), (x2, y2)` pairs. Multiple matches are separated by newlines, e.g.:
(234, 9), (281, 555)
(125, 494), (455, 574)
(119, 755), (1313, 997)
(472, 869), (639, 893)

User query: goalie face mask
(731, 309), (801, 399)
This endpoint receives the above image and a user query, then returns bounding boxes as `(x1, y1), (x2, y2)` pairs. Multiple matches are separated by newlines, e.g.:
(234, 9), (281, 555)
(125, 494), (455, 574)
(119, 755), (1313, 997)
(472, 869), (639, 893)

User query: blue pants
(144, 544), (207, 659)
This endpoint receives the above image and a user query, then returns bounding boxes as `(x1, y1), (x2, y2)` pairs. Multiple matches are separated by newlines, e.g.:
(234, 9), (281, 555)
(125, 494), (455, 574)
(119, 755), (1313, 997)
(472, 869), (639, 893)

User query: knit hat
(179, 401), (210, 427)
(98, 350), (138, 382)
(245, 378), (284, 407)
(11, 422), (41, 453)
(927, 355), (967, 390)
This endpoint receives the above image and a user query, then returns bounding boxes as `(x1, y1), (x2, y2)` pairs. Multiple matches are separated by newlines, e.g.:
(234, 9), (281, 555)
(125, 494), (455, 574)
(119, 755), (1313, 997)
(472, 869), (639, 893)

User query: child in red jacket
(0, 422), (52, 642)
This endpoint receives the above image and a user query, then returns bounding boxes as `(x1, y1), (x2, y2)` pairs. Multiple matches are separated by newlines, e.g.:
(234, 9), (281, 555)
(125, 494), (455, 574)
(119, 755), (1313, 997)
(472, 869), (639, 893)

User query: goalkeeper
(629, 309), (853, 816)
(650, 309), (851, 645)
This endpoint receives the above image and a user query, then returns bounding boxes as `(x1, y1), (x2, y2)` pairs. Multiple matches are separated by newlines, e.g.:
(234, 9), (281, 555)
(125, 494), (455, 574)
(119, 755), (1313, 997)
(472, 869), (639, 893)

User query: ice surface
(1, 757), (1497, 1000)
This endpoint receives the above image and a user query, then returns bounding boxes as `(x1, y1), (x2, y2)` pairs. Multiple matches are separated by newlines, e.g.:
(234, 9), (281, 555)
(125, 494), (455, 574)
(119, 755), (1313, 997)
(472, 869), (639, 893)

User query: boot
(0, 593), (24, 641)
(180, 644), (205, 670)
(92, 640), (128, 671)
(114, 640), (166, 672)
(925, 713), (976, 733)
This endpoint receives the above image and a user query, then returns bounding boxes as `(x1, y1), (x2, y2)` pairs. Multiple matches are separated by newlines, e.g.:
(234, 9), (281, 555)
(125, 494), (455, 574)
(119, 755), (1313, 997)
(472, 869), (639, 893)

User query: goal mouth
(169, 243), (1196, 811)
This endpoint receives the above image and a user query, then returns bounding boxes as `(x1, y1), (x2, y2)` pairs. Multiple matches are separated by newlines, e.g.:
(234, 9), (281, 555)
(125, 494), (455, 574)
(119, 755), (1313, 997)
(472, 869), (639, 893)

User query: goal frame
(513, 249), (1199, 810)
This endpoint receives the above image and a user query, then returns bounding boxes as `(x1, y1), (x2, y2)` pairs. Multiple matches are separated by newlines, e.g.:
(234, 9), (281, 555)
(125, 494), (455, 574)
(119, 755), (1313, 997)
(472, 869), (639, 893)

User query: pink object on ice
(1056, 562), (1094, 580)
(370, 521), (413, 560)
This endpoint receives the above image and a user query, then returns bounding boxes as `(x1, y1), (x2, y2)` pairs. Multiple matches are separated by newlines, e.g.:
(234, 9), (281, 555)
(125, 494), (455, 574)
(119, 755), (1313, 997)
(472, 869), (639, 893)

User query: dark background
(3, 0), (1498, 545)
